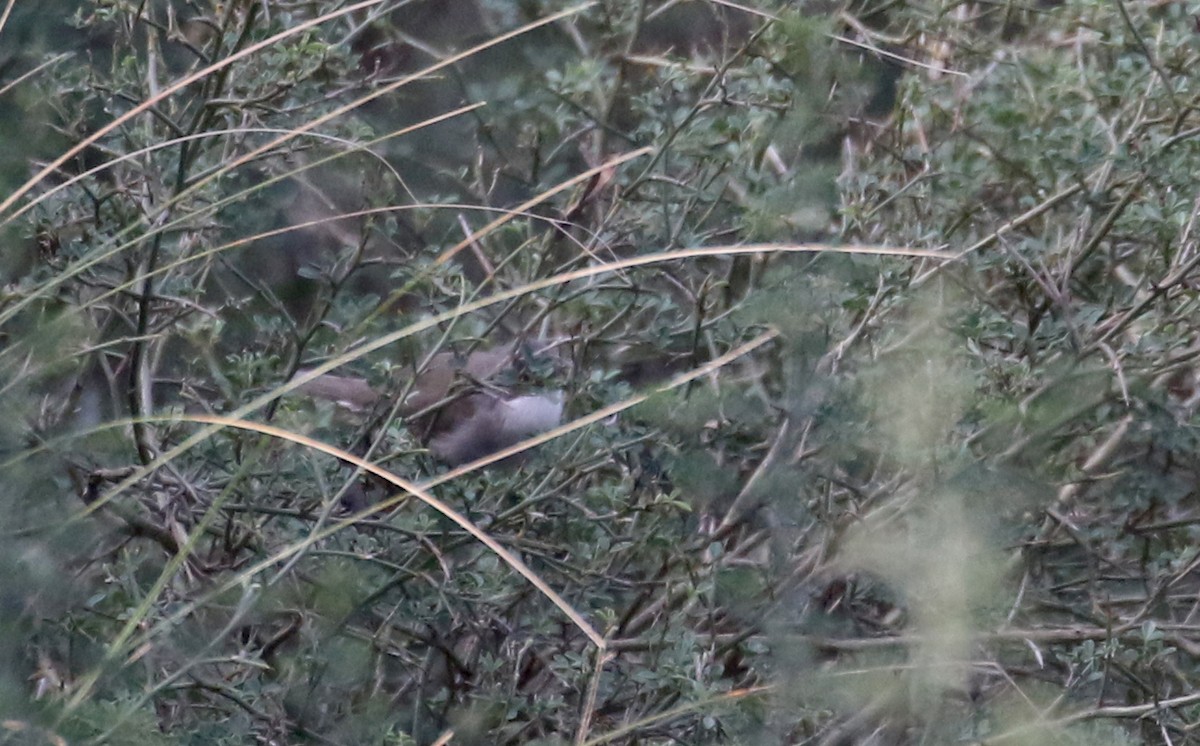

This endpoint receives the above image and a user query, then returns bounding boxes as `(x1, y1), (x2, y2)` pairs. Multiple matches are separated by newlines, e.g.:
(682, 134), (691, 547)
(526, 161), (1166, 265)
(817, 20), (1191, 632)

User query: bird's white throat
(498, 393), (565, 439)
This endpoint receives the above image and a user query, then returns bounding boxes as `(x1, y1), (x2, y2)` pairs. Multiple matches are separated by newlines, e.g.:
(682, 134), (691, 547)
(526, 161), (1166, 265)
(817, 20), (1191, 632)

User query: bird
(425, 391), (564, 465)
(293, 342), (564, 466)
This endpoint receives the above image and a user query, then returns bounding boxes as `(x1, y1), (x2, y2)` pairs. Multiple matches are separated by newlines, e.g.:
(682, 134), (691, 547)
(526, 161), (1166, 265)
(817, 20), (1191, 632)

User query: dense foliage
(3, 0), (1200, 744)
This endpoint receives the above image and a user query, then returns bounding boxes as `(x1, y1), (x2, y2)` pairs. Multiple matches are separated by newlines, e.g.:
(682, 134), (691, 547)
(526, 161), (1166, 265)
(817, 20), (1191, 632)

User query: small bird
(426, 391), (564, 465)
(294, 342), (564, 466)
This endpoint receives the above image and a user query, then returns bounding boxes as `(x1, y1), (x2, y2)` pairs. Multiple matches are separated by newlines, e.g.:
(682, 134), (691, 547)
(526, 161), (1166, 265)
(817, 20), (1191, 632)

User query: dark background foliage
(2, 0), (1198, 744)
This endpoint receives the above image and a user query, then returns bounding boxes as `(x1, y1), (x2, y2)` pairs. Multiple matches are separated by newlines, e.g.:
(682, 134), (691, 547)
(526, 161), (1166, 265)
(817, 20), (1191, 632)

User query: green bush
(1, 0), (1193, 744)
